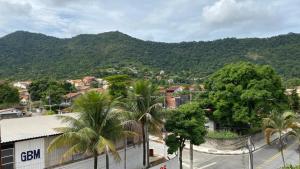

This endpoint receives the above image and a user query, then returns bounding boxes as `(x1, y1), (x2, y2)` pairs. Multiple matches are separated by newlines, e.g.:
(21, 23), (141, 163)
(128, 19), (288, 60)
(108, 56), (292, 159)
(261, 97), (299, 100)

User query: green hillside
(0, 31), (300, 80)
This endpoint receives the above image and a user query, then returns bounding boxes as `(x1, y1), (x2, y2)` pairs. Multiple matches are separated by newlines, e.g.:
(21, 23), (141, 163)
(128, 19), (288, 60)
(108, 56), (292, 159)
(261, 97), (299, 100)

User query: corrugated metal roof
(0, 113), (78, 143)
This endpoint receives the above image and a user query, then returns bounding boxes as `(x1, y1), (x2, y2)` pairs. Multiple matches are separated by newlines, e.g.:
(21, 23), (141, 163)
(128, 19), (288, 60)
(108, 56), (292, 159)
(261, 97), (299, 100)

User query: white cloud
(0, 0), (299, 42)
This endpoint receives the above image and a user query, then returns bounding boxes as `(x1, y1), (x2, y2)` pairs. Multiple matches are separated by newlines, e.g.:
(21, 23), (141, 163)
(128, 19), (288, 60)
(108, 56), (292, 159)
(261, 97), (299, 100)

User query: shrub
(282, 165), (300, 169)
(206, 130), (239, 139)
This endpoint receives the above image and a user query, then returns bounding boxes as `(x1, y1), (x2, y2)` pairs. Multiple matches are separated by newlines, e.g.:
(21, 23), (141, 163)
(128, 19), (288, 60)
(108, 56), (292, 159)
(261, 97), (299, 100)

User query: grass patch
(282, 165), (300, 169)
(207, 130), (239, 139)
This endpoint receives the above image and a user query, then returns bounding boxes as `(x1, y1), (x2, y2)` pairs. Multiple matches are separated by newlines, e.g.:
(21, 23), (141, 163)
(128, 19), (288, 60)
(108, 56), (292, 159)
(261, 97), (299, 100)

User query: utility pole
(246, 136), (255, 169)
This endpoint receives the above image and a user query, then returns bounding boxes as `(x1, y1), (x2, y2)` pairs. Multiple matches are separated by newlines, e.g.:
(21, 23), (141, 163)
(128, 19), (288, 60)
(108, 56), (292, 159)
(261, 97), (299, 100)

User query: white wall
(149, 156), (179, 169)
(15, 138), (45, 169)
(149, 140), (168, 158)
(54, 145), (143, 169)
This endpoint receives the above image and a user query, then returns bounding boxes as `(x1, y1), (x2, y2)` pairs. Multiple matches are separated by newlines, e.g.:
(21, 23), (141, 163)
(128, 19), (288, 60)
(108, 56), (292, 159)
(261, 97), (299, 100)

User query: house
(20, 95), (29, 105)
(165, 86), (189, 109)
(0, 108), (23, 119)
(285, 86), (300, 96)
(63, 92), (82, 105)
(67, 79), (85, 89)
(82, 76), (96, 86)
(13, 81), (32, 89)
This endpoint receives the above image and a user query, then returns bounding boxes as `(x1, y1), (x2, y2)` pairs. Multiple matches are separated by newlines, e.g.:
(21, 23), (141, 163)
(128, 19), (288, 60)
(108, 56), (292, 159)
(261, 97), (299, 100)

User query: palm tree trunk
(298, 142), (300, 166)
(142, 123), (146, 168)
(94, 152), (98, 169)
(179, 146), (183, 169)
(279, 132), (286, 167)
(106, 152), (109, 169)
(190, 143), (193, 169)
(124, 137), (127, 169)
(146, 122), (150, 168)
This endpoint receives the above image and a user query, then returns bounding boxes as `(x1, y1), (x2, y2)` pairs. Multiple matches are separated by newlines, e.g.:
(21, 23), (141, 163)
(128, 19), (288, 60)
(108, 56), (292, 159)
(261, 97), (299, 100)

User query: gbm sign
(21, 149), (41, 161)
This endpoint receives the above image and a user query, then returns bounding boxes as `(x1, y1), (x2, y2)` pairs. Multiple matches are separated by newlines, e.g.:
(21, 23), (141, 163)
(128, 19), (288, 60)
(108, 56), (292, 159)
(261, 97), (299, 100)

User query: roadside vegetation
(206, 130), (239, 139)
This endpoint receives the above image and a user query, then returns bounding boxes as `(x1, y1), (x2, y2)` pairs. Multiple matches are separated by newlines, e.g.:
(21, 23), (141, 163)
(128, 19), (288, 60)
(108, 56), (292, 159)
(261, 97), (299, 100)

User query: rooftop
(0, 113), (77, 143)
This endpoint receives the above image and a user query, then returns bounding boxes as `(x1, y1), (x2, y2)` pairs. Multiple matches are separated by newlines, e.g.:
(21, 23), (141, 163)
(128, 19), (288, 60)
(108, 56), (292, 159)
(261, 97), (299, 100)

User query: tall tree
(205, 62), (286, 130)
(28, 79), (68, 105)
(165, 102), (207, 169)
(48, 91), (128, 169)
(263, 110), (296, 167)
(0, 82), (20, 108)
(106, 75), (130, 99)
(121, 80), (163, 168)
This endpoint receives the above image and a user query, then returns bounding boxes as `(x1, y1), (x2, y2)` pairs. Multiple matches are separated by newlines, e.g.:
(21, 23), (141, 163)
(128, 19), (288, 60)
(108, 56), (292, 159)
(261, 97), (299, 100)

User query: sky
(0, 0), (299, 42)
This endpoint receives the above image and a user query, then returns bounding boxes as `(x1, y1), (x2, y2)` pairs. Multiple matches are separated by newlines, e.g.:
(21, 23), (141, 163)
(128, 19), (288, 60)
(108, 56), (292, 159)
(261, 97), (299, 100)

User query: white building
(13, 81), (31, 90)
(0, 114), (144, 169)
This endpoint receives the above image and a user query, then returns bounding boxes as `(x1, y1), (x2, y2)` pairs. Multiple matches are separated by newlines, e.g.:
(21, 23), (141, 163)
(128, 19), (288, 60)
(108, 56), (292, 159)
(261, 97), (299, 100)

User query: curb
(185, 137), (281, 155)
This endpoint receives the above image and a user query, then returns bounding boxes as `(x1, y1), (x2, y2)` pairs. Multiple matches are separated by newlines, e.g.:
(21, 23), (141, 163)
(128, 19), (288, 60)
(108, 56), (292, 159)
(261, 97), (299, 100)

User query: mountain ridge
(1, 31), (300, 80)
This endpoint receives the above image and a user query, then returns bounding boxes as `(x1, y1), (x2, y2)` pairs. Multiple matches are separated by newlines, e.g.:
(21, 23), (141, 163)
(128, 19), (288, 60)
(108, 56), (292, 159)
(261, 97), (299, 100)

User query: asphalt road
(182, 138), (299, 169)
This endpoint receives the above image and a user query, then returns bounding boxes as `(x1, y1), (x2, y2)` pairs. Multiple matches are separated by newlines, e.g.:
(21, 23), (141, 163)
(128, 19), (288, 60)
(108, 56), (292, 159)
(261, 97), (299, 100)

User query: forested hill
(1, 31), (300, 80)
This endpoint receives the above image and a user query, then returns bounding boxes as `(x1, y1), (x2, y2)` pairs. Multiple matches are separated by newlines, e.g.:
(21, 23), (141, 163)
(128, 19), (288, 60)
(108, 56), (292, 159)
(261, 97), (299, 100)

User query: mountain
(1, 31), (300, 80)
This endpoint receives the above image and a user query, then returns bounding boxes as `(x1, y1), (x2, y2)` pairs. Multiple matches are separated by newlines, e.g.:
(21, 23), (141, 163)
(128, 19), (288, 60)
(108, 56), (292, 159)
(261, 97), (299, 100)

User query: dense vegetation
(0, 82), (19, 109)
(28, 79), (75, 106)
(203, 62), (286, 131)
(1, 31), (300, 81)
(206, 130), (239, 139)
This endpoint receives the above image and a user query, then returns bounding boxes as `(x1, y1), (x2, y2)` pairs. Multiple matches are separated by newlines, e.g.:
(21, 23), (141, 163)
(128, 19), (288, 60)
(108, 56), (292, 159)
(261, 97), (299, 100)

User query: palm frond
(97, 136), (121, 161)
(264, 128), (278, 144)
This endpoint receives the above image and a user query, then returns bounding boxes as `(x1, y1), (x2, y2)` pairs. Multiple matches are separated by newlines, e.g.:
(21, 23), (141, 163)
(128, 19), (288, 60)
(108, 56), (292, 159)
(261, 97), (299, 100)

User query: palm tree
(263, 110), (296, 167)
(121, 117), (142, 169)
(48, 91), (128, 169)
(122, 80), (164, 168)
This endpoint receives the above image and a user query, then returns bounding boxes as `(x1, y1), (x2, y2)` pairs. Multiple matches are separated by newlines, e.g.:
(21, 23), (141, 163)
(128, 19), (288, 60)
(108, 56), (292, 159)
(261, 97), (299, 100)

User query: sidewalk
(184, 134), (280, 155)
(150, 133), (281, 155)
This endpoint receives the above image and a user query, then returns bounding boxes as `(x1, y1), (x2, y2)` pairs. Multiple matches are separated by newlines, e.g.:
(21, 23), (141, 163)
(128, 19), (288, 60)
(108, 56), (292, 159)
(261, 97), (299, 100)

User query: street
(182, 138), (299, 169)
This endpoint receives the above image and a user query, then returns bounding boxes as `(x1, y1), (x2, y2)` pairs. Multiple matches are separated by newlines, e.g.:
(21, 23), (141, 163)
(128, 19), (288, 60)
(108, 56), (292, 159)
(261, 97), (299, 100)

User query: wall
(44, 136), (71, 168)
(53, 145), (143, 169)
(149, 156), (179, 169)
(149, 140), (167, 158)
(15, 138), (45, 169)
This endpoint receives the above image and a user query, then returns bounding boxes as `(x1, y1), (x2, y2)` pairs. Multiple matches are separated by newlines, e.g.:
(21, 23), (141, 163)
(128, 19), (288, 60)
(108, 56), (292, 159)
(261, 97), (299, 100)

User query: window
(1, 143), (14, 169)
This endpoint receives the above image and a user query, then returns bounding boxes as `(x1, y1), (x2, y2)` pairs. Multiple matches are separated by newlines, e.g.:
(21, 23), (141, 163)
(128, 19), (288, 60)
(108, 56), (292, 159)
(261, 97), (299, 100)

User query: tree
(165, 102), (207, 169)
(121, 80), (163, 168)
(263, 110), (296, 167)
(288, 89), (300, 113)
(28, 79), (50, 101)
(29, 79), (68, 108)
(43, 84), (66, 106)
(62, 81), (76, 93)
(205, 62), (286, 130)
(48, 91), (128, 169)
(0, 82), (20, 108)
(106, 75), (130, 98)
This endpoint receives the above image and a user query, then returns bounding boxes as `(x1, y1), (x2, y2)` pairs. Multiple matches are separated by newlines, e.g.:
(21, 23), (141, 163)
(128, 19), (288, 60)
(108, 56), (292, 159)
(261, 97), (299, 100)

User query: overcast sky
(0, 0), (299, 42)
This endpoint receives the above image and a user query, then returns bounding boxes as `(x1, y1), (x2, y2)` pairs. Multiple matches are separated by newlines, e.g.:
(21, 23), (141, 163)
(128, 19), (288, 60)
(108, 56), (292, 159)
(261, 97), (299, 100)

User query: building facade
(0, 114), (144, 169)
